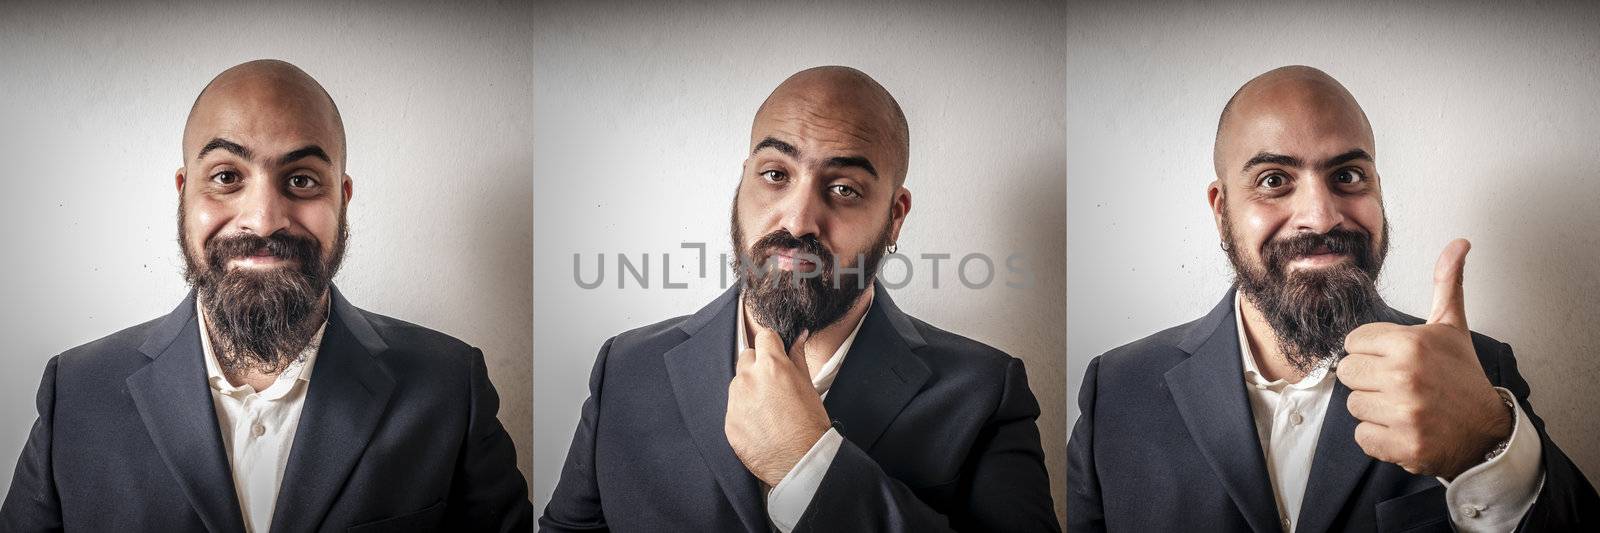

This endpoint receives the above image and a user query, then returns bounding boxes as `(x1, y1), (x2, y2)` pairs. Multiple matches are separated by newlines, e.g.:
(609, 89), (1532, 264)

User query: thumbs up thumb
(1428, 238), (1471, 330)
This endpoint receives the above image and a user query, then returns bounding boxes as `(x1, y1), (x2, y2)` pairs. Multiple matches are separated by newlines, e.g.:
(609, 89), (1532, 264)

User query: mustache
(1261, 228), (1375, 275)
(749, 229), (832, 266)
(205, 231), (321, 269)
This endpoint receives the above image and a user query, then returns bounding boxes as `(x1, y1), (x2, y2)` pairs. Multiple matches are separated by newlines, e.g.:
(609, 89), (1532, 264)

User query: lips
(771, 248), (814, 263)
(769, 248), (819, 270)
(228, 249), (296, 268)
(1296, 250), (1343, 260)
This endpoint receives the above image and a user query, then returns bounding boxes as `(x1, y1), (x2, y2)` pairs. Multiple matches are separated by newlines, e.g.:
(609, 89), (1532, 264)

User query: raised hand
(725, 325), (832, 486)
(1337, 239), (1513, 479)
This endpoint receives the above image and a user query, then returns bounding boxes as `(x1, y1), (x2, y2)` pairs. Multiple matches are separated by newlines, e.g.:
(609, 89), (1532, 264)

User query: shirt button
(252, 423), (266, 437)
(1461, 505), (1481, 518)
(1281, 516), (1291, 530)
(1289, 411), (1304, 425)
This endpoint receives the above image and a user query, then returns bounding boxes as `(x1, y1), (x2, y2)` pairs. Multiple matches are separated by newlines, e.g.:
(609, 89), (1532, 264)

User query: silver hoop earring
(887, 243), (898, 254)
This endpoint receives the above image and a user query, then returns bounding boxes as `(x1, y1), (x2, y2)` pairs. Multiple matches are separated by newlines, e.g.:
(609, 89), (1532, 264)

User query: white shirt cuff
(1438, 387), (1545, 533)
(766, 427), (843, 532)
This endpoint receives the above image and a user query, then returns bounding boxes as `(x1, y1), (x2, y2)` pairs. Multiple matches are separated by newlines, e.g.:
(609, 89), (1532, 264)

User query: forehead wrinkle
(758, 128), (879, 175)
(756, 98), (886, 148)
(188, 108), (340, 169)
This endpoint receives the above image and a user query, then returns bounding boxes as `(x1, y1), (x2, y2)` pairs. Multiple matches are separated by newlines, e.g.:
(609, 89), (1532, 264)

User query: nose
(775, 178), (825, 241)
(1287, 177), (1344, 235)
(232, 178), (291, 237)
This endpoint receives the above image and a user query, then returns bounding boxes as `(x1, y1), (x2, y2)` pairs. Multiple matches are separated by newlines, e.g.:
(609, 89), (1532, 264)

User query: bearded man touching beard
(1067, 66), (1598, 532)
(539, 67), (1058, 532)
(0, 60), (532, 532)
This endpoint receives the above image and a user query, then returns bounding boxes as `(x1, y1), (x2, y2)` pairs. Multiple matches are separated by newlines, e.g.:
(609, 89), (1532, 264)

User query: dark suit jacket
(539, 284), (1059, 532)
(1, 287), (533, 532)
(1068, 288), (1599, 532)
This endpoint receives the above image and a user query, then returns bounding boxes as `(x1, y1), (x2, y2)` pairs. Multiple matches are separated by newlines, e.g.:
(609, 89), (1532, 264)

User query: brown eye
(829, 184), (860, 199)
(210, 171), (240, 185)
(1260, 173), (1285, 188)
(288, 175), (318, 189)
(1334, 168), (1364, 185)
(760, 169), (787, 183)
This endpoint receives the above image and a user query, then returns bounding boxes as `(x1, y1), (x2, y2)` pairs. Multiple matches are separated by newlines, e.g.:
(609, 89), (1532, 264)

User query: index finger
(1334, 353), (1385, 392)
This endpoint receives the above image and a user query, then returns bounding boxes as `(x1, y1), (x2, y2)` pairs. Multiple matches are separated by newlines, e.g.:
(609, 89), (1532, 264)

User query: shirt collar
(1234, 290), (1331, 391)
(736, 289), (873, 396)
(197, 300), (328, 400)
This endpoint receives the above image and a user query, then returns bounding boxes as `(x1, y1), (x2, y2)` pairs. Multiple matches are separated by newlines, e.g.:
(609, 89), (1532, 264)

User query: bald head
(183, 59), (346, 171)
(1214, 65), (1373, 180)
(751, 66), (910, 187)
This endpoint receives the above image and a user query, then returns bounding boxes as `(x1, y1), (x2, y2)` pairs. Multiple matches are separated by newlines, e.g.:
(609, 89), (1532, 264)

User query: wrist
(1480, 389), (1515, 459)
(1449, 388), (1515, 480)
(762, 423), (830, 486)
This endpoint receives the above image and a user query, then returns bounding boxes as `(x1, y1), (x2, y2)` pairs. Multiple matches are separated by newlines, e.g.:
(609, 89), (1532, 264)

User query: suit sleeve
(0, 356), (64, 532)
(442, 348), (535, 532)
(792, 357), (1060, 532)
(1066, 355), (1105, 533)
(1488, 341), (1600, 531)
(537, 338), (614, 532)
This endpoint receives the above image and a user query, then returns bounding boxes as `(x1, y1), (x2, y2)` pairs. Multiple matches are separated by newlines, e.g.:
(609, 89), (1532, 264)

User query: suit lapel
(126, 292), (248, 533)
(662, 286), (767, 532)
(1295, 380), (1373, 533)
(822, 284), (931, 453)
(269, 287), (396, 533)
(1163, 288), (1281, 533)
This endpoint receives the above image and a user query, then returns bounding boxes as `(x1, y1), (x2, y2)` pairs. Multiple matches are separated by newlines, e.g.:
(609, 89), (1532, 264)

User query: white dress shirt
(733, 293), (871, 532)
(197, 303), (327, 533)
(1233, 292), (1544, 533)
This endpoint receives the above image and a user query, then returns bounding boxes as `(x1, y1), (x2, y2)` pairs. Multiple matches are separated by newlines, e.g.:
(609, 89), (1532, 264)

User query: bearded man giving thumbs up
(1067, 66), (1598, 533)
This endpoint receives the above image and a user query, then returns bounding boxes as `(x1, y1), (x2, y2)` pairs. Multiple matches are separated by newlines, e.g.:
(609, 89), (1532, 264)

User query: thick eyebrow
(824, 156), (879, 179)
(1241, 152), (1300, 173)
(752, 137), (799, 157)
(753, 136), (878, 178)
(197, 138), (251, 161)
(279, 145), (332, 166)
(1242, 148), (1375, 174)
(1322, 148), (1373, 168)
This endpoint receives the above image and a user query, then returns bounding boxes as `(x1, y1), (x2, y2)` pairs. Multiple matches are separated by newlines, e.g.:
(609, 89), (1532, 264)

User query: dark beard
(730, 196), (893, 350)
(1223, 209), (1388, 374)
(179, 200), (347, 375)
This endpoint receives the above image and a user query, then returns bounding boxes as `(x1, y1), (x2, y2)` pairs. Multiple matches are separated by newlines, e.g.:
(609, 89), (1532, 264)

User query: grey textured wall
(0, 0), (534, 493)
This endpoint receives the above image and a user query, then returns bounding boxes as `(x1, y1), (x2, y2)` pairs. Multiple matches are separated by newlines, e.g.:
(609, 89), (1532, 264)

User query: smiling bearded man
(1067, 65), (1598, 533)
(1, 59), (532, 532)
